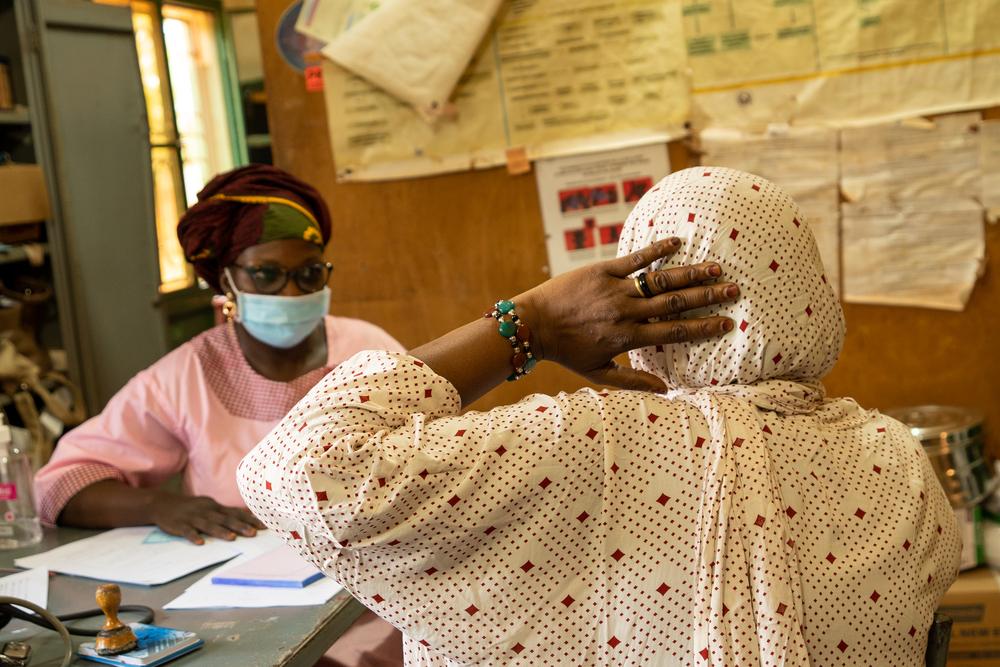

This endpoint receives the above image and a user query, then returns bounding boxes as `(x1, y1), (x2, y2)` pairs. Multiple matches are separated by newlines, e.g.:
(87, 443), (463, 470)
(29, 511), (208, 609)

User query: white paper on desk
(164, 571), (341, 609)
(13, 527), (242, 586)
(322, 0), (502, 121)
(700, 126), (842, 294)
(164, 541), (342, 609)
(841, 200), (985, 311)
(0, 568), (48, 609)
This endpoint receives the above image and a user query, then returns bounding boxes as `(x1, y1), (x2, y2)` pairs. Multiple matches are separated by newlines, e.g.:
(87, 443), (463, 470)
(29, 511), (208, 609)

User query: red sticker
(304, 65), (324, 92)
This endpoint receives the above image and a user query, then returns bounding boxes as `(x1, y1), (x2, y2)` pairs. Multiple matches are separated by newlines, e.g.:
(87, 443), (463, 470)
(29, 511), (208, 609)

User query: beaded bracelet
(483, 299), (537, 381)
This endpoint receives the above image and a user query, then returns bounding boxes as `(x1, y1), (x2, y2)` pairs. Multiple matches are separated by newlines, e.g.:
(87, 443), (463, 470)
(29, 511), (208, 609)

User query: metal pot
(885, 405), (994, 508)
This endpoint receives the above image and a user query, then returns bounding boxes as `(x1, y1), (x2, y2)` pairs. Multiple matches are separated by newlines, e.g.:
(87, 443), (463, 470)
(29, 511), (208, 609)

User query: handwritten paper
(981, 119), (1000, 223)
(841, 201), (984, 311)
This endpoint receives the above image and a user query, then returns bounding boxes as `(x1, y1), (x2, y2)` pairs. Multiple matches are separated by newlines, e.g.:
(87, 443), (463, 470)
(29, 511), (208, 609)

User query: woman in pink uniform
(34, 165), (405, 667)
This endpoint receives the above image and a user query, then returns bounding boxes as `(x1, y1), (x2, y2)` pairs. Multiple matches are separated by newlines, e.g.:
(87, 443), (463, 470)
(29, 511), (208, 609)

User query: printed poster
(535, 144), (670, 276)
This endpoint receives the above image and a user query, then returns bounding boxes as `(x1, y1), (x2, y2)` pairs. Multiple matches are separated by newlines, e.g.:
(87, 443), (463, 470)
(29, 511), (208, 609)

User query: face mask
(226, 269), (330, 349)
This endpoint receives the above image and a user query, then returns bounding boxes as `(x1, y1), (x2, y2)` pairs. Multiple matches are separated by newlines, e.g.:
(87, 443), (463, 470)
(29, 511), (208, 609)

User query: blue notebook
(209, 545), (324, 589)
(78, 624), (203, 666)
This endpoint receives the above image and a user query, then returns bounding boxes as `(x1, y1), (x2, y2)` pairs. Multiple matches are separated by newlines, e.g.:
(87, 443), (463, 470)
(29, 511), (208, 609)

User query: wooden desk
(0, 527), (366, 666)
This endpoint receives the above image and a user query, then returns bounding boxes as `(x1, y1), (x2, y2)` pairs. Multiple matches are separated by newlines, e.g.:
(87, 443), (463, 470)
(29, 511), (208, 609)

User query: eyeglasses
(232, 261), (333, 295)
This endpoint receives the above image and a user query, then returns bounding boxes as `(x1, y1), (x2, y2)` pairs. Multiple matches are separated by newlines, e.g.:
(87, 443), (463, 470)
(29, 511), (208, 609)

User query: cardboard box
(0, 164), (49, 225)
(939, 567), (1000, 665)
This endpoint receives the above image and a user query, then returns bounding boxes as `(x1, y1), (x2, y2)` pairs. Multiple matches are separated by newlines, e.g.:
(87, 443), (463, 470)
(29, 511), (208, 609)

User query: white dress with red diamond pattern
(239, 168), (960, 666)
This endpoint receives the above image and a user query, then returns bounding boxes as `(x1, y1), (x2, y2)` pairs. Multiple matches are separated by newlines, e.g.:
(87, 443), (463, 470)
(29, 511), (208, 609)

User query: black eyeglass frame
(231, 261), (334, 295)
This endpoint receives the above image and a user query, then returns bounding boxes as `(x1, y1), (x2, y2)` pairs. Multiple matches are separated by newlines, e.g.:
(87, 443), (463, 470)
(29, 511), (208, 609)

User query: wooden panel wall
(256, 1), (999, 448)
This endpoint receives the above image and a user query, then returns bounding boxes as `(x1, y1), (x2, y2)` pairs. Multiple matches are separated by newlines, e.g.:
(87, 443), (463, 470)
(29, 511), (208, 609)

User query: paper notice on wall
(838, 113), (985, 310)
(700, 127), (841, 293)
(981, 120), (1000, 223)
(841, 201), (984, 311)
(688, 0), (1000, 130)
(535, 144), (670, 277)
(309, 0), (689, 181)
(840, 113), (983, 205)
(322, 0), (502, 121)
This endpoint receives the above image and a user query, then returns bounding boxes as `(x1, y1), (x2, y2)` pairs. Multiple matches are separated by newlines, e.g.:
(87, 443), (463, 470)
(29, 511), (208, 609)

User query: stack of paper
(210, 545), (324, 588)
(164, 532), (343, 609)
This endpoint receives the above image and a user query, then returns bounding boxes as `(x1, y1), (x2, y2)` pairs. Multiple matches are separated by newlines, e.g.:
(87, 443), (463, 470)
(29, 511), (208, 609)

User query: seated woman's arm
(36, 365), (261, 543)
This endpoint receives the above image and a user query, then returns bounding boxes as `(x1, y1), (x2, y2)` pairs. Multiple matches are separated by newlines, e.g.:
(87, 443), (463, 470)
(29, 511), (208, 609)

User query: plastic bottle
(0, 417), (42, 549)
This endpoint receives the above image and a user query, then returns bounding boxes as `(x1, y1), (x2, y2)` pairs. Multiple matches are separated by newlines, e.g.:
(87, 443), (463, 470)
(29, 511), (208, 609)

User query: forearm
(409, 293), (541, 407)
(407, 240), (736, 406)
(58, 480), (165, 528)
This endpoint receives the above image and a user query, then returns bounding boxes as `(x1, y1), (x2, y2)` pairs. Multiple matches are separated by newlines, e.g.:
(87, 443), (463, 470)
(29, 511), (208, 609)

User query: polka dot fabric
(620, 166), (844, 391)
(239, 167), (960, 666)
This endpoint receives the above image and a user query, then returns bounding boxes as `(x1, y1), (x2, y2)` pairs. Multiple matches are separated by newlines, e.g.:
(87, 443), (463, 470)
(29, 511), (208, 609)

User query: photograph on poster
(599, 222), (625, 246)
(588, 184), (618, 208)
(563, 218), (597, 251)
(558, 188), (591, 213)
(623, 177), (654, 203)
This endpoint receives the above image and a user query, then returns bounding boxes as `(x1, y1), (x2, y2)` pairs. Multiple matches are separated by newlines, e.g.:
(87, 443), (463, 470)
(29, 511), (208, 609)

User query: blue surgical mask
(226, 269), (330, 349)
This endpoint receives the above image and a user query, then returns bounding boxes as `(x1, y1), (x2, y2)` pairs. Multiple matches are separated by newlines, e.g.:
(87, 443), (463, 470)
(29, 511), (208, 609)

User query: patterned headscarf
(177, 165), (332, 292)
(620, 167), (859, 662)
(621, 166), (844, 394)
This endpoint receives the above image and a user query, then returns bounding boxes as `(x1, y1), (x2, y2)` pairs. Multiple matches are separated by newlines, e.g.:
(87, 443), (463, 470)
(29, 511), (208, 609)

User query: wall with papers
(260, 0), (605, 412)
(256, 1), (1000, 448)
(300, 0), (999, 181)
(826, 108), (1000, 446)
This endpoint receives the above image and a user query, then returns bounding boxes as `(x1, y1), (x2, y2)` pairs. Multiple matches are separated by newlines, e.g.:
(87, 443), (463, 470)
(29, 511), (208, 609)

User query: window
(96, 0), (244, 293)
(161, 4), (235, 207)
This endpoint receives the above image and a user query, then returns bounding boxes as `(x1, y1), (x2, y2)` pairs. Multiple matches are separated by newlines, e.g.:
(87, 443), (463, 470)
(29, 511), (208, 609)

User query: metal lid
(884, 405), (983, 441)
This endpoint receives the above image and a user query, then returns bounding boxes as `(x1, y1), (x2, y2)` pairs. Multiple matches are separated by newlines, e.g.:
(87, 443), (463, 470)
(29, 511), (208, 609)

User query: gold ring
(635, 273), (655, 298)
(633, 276), (645, 297)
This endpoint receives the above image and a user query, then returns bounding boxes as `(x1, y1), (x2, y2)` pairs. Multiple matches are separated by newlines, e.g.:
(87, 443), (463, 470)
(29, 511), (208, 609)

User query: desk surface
(0, 528), (365, 666)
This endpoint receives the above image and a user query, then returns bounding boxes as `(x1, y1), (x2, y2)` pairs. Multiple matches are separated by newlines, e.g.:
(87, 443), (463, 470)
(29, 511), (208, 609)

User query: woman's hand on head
(518, 238), (738, 392)
(148, 494), (265, 545)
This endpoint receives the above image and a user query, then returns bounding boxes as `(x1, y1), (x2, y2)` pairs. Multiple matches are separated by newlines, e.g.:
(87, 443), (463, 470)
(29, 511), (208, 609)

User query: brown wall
(256, 1), (999, 446)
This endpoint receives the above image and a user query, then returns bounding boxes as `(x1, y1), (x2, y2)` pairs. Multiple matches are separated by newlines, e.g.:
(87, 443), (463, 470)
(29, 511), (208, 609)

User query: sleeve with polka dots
(236, 349), (591, 566)
(238, 350), (717, 662)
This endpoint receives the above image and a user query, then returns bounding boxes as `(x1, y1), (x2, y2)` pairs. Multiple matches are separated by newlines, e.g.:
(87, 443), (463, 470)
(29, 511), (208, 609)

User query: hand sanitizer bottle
(0, 416), (42, 549)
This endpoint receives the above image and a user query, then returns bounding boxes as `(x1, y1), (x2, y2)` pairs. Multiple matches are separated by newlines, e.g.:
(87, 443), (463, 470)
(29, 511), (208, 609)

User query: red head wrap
(177, 165), (332, 292)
